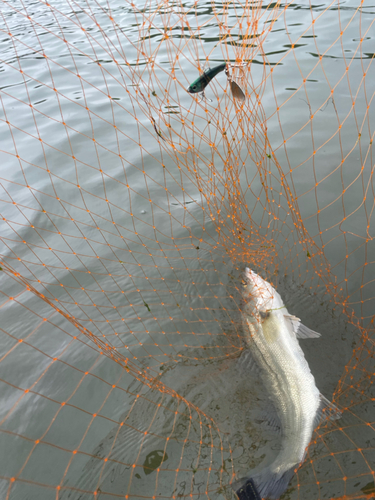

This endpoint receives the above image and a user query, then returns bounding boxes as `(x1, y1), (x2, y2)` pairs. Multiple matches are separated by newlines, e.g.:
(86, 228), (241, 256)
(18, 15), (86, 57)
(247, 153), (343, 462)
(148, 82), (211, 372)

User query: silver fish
(232, 268), (341, 500)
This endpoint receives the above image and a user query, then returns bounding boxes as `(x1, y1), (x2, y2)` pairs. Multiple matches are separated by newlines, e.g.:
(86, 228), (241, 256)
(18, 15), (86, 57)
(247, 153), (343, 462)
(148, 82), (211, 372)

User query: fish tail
(232, 466), (296, 500)
(233, 478), (262, 500)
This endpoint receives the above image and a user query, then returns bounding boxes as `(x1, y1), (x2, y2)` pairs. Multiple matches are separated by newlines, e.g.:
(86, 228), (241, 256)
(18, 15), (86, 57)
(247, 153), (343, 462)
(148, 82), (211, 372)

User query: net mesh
(0, 0), (374, 498)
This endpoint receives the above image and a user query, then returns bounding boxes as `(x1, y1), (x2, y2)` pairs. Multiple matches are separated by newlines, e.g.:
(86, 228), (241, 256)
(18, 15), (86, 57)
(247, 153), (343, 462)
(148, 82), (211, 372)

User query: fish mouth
(244, 267), (255, 283)
(243, 268), (273, 305)
(245, 267), (253, 277)
(245, 268), (265, 288)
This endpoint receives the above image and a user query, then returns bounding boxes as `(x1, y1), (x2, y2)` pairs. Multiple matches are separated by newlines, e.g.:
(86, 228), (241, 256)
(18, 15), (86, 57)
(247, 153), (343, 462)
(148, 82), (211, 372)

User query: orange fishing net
(1, 0), (374, 499)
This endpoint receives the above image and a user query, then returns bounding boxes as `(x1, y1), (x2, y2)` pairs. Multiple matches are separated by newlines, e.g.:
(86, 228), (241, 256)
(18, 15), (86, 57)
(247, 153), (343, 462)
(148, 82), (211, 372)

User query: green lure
(187, 62), (227, 94)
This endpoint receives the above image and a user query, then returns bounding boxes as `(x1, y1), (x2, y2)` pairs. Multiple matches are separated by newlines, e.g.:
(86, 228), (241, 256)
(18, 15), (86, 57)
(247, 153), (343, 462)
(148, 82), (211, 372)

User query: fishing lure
(225, 65), (246, 102)
(188, 62), (246, 102)
(187, 62), (227, 97)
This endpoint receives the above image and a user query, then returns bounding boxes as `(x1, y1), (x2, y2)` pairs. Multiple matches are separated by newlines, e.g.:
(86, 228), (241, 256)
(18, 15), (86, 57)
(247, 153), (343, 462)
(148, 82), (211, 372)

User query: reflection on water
(1, 0), (374, 498)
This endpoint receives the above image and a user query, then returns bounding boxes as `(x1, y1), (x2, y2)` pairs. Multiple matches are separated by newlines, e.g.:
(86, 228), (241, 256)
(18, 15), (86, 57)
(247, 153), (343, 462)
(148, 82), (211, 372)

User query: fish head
(187, 81), (201, 94)
(242, 268), (278, 315)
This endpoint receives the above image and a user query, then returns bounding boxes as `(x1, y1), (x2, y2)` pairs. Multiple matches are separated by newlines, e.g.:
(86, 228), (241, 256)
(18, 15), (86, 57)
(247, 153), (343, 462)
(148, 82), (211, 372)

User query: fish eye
(259, 310), (270, 321)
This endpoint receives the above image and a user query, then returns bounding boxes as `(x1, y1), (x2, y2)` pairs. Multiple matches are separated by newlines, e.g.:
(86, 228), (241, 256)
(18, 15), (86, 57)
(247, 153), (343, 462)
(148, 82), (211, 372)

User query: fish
(187, 62), (227, 94)
(232, 268), (341, 500)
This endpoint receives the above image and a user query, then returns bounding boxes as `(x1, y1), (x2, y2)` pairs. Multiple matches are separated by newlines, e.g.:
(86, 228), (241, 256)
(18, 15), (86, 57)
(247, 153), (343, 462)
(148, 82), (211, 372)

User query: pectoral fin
(284, 314), (321, 339)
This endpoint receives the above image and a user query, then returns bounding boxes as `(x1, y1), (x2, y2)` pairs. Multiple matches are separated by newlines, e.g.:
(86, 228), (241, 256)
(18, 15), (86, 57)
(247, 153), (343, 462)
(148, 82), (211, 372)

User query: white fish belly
(244, 312), (320, 474)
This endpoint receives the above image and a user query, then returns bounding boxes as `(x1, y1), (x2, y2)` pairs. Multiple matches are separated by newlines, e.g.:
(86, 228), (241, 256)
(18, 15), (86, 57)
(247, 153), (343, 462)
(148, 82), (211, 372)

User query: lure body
(187, 62), (227, 94)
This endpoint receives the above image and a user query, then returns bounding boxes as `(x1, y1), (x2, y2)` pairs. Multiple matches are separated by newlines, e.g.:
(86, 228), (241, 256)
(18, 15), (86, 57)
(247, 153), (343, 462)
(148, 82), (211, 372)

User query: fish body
(232, 268), (340, 500)
(187, 62), (227, 94)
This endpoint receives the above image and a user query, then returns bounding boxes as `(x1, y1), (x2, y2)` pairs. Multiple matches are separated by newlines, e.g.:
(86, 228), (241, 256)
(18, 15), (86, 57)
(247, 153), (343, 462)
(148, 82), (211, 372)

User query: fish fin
(237, 352), (282, 433)
(237, 349), (262, 378)
(284, 314), (321, 339)
(234, 479), (262, 500)
(314, 394), (342, 427)
(232, 466), (296, 500)
(256, 411), (282, 434)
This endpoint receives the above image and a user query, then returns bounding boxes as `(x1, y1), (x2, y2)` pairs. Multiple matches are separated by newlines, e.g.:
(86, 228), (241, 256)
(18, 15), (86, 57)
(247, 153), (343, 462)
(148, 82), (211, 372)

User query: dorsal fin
(284, 314), (321, 339)
(314, 394), (342, 428)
